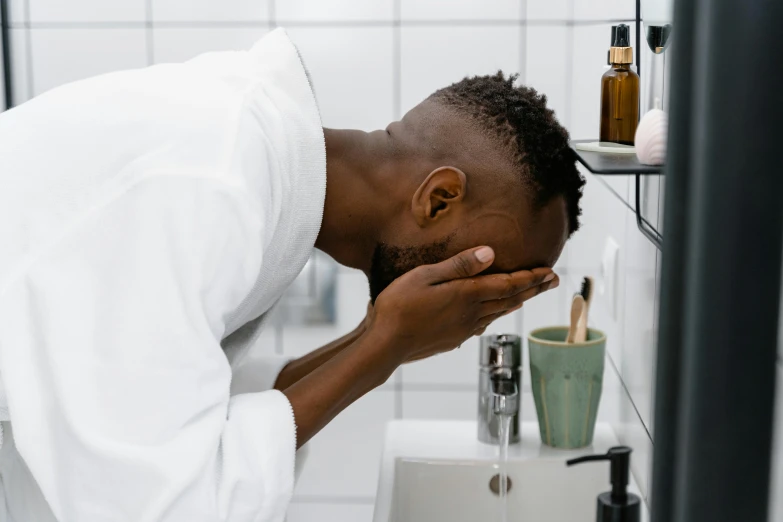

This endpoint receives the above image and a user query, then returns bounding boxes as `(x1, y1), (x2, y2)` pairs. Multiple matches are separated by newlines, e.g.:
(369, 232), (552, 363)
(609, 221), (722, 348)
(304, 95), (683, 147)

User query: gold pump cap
(609, 47), (634, 64)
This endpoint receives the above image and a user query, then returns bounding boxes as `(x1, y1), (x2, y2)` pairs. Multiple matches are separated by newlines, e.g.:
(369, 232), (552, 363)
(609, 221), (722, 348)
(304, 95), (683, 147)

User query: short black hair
(430, 71), (585, 236)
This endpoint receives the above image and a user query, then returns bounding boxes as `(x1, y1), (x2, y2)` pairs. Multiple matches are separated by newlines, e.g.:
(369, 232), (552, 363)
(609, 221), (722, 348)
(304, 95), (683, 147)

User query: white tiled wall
(399, 24), (523, 113)
(152, 0), (269, 23)
(29, 0), (146, 22)
(278, 0), (392, 22)
(6, 0), (751, 520)
(6, 0), (25, 23)
(400, 0), (522, 21)
(30, 28), (147, 95)
(527, 0), (570, 21)
(152, 27), (268, 64)
(573, 0), (635, 21)
(525, 24), (570, 127)
(285, 26), (394, 130)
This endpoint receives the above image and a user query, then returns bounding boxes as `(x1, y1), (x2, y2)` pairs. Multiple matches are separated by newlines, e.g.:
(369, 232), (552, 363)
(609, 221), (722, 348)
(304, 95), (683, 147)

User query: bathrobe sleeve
(0, 175), (296, 522)
(231, 351), (293, 395)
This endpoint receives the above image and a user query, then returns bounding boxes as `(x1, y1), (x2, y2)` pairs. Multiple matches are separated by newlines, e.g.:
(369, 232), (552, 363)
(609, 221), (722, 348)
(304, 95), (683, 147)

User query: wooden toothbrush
(575, 277), (594, 343)
(566, 294), (585, 344)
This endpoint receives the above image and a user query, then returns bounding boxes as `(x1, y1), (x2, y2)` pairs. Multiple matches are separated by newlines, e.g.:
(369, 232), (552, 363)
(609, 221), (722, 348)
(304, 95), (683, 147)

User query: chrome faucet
(478, 334), (522, 444)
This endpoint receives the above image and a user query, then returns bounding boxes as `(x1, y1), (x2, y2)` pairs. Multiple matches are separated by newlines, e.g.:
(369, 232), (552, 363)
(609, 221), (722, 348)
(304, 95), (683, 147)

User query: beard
(368, 235), (454, 303)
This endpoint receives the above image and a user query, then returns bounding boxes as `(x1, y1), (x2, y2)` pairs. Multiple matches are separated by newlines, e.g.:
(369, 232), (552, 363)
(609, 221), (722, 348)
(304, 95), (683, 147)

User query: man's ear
(411, 166), (467, 227)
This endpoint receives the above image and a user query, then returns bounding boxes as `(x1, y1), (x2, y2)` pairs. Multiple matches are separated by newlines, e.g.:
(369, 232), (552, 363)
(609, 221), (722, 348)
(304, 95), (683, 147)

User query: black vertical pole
(0, 0), (12, 110)
(650, 0), (696, 517)
(635, 0), (641, 83)
(672, 0), (783, 520)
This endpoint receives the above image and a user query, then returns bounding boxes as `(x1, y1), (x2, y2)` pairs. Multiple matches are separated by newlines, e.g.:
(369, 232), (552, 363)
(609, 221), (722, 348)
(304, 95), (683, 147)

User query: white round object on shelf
(635, 98), (668, 166)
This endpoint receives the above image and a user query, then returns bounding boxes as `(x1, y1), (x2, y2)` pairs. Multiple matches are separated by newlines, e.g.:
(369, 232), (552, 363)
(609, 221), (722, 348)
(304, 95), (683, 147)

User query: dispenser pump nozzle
(567, 446), (632, 503)
(567, 446), (640, 522)
(613, 24), (631, 47)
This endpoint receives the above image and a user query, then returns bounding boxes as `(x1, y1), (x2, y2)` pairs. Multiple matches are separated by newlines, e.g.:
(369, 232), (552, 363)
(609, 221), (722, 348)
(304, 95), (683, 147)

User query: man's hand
(369, 246), (558, 364)
(283, 246), (557, 448)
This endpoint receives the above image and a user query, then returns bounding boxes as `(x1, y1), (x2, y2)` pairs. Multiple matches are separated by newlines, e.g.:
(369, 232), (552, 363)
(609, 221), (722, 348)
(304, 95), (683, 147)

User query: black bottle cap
(608, 26), (618, 64)
(613, 24), (631, 47)
(566, 446), (641, 522)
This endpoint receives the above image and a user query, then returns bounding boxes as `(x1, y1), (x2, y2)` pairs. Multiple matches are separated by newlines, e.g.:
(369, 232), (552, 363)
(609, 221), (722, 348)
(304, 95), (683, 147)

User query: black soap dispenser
(566, 446), (641, 522)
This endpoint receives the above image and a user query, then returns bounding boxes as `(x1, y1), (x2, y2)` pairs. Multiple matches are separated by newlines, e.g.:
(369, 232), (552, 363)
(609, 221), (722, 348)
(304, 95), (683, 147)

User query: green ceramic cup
(528, 326), (607, 449)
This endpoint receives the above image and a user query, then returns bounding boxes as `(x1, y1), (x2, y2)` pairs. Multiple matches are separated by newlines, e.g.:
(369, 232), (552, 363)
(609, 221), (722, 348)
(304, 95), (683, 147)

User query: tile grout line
(518, 0), (527, 84)
(656, 160), (665, 231)
(592, 173), (636, 214)
(564, 0), (575, 130)
(606, 351), (653, 442)
(651, 246), (660, 432)
(144, 0), (153, 65)
(22, 0), (31, 99)
(7, 19), (637, 30)
(392, 0), (403, 421)
(607, 348), (654, 506)
(392, 0), (401, 121)
(270, 0), (280, 357)
(566, 18), (636, 26)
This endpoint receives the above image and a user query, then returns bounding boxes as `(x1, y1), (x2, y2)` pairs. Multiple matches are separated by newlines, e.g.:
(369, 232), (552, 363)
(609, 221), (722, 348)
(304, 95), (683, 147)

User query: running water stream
(497, 414), (512, 522)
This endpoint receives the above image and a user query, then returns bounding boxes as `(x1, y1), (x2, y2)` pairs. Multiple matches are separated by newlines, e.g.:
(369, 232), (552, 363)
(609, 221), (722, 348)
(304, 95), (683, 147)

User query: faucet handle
(480, 334), (522, 369)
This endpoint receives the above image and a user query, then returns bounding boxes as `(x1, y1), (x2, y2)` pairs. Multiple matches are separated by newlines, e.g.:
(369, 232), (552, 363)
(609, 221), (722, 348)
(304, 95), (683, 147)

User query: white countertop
(372, 420), (649, 522)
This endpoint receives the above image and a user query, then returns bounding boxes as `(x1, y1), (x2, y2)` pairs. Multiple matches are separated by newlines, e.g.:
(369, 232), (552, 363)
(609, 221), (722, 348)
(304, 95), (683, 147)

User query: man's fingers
(471, 267), (556, 301)
(471, 306), (518, 336)
(419, 246), (495, 284)
(479, 276), (560, 317)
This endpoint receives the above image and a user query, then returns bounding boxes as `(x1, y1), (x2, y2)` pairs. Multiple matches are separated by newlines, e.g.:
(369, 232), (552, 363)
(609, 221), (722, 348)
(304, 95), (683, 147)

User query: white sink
(373, 421), (649, 522)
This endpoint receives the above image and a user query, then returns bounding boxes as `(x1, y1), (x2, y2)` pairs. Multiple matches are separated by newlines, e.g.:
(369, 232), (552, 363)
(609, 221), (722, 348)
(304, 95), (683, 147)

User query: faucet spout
(478, 334), (522, 444)
(491, 378), (519, 416)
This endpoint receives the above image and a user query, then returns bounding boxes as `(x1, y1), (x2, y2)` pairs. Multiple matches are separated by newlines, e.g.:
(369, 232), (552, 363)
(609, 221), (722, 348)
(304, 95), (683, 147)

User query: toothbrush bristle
(580, 277), (592, 302)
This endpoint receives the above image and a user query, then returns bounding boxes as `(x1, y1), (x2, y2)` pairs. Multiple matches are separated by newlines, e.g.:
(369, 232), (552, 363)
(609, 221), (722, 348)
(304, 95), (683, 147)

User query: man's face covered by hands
(367, 193), (569, 304)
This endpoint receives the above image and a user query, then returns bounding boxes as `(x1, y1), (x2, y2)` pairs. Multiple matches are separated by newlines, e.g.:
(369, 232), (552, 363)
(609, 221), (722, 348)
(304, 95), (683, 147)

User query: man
(0, 28), (583, 521)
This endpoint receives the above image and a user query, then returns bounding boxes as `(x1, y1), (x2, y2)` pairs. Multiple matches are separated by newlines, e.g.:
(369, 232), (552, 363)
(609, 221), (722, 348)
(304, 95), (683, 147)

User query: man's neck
(316, 128), (395, 273)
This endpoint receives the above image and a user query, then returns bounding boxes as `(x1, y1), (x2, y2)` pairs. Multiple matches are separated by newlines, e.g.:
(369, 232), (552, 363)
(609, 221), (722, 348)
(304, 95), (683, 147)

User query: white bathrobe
(0, 28), (325, 522)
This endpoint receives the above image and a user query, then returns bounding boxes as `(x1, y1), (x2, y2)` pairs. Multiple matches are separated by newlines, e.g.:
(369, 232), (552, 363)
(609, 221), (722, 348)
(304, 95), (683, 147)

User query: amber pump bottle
(600, 24), (639, 145)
